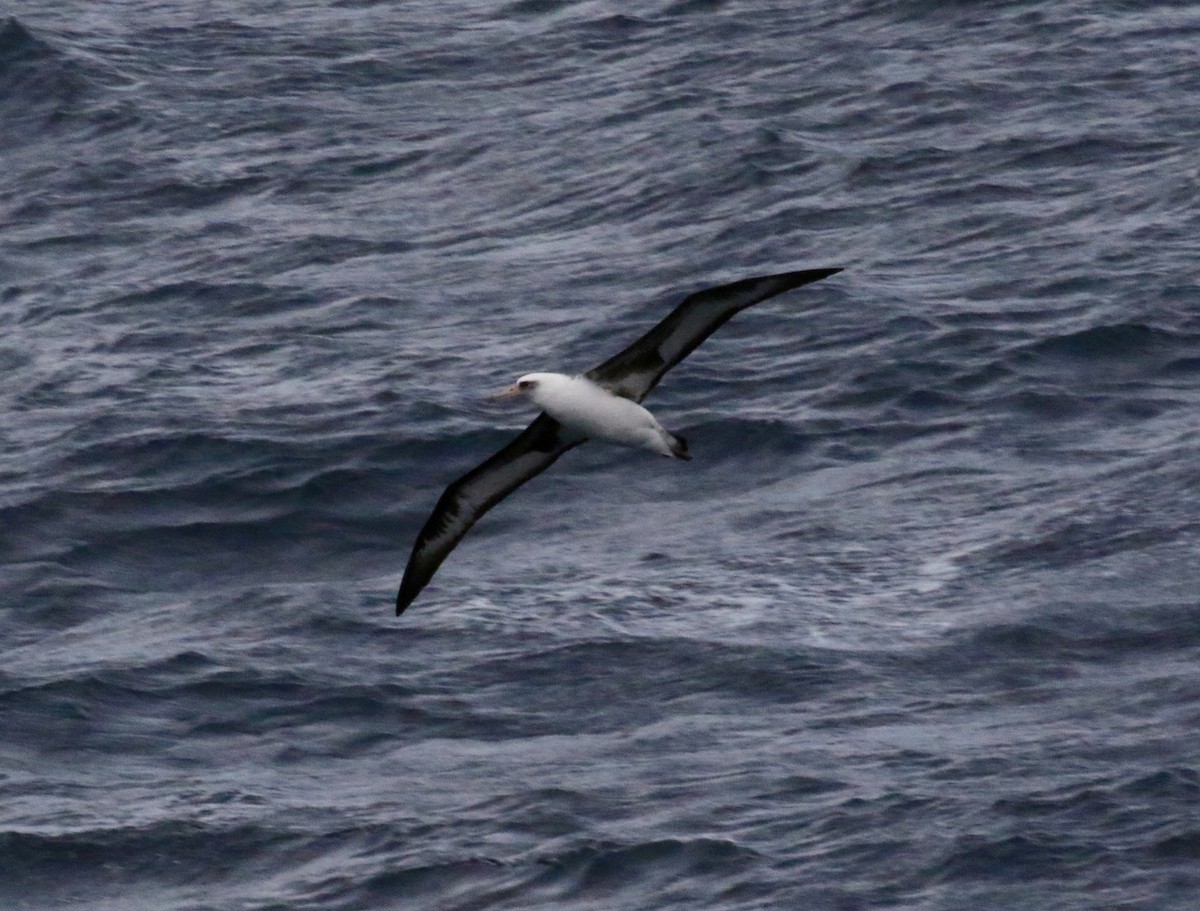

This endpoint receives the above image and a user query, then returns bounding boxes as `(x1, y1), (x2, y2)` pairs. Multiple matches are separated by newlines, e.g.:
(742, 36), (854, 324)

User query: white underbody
(519, 373), (680, 457)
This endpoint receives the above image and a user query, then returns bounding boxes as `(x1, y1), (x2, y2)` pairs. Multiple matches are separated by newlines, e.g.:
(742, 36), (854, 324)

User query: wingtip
(776, 266), (843, 288)
(762, 266), (842, 297)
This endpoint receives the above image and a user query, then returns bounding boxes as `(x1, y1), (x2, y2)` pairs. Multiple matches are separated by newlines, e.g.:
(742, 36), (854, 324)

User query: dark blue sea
(3, 1), (1199, 908)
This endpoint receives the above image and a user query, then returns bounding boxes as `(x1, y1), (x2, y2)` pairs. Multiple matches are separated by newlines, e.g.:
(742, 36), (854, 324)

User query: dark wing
(396, 414), (584, 614)
(585, 267), (842, 402)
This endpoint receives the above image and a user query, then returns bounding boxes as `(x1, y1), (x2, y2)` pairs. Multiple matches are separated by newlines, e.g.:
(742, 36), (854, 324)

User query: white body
(517, 373), (683, 458)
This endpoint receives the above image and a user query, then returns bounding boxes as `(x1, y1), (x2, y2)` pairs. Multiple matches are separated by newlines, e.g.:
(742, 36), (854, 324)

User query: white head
(491, 372), (562, 403)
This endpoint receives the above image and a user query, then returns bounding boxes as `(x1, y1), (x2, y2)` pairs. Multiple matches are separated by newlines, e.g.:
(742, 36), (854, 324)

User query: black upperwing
(585, 267), (842, 402)
(396, 414), (584, 614)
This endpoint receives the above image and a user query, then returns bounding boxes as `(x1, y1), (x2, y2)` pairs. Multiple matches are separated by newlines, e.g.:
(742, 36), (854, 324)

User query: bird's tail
(667, 431), (691, 461)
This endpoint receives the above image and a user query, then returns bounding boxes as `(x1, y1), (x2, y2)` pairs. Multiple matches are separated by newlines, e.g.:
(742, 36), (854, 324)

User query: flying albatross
(396, 266), (842, 615)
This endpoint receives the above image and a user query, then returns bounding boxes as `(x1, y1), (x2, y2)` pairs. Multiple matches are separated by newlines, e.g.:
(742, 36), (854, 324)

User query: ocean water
(2, 1), (1199, 908)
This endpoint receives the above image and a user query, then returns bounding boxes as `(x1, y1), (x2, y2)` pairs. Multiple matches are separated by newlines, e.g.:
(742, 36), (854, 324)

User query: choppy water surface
(2, 2), (1199, 909)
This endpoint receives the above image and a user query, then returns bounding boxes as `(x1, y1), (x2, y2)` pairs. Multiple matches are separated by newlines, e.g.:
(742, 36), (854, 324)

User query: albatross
(396, 266), (842, 615)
